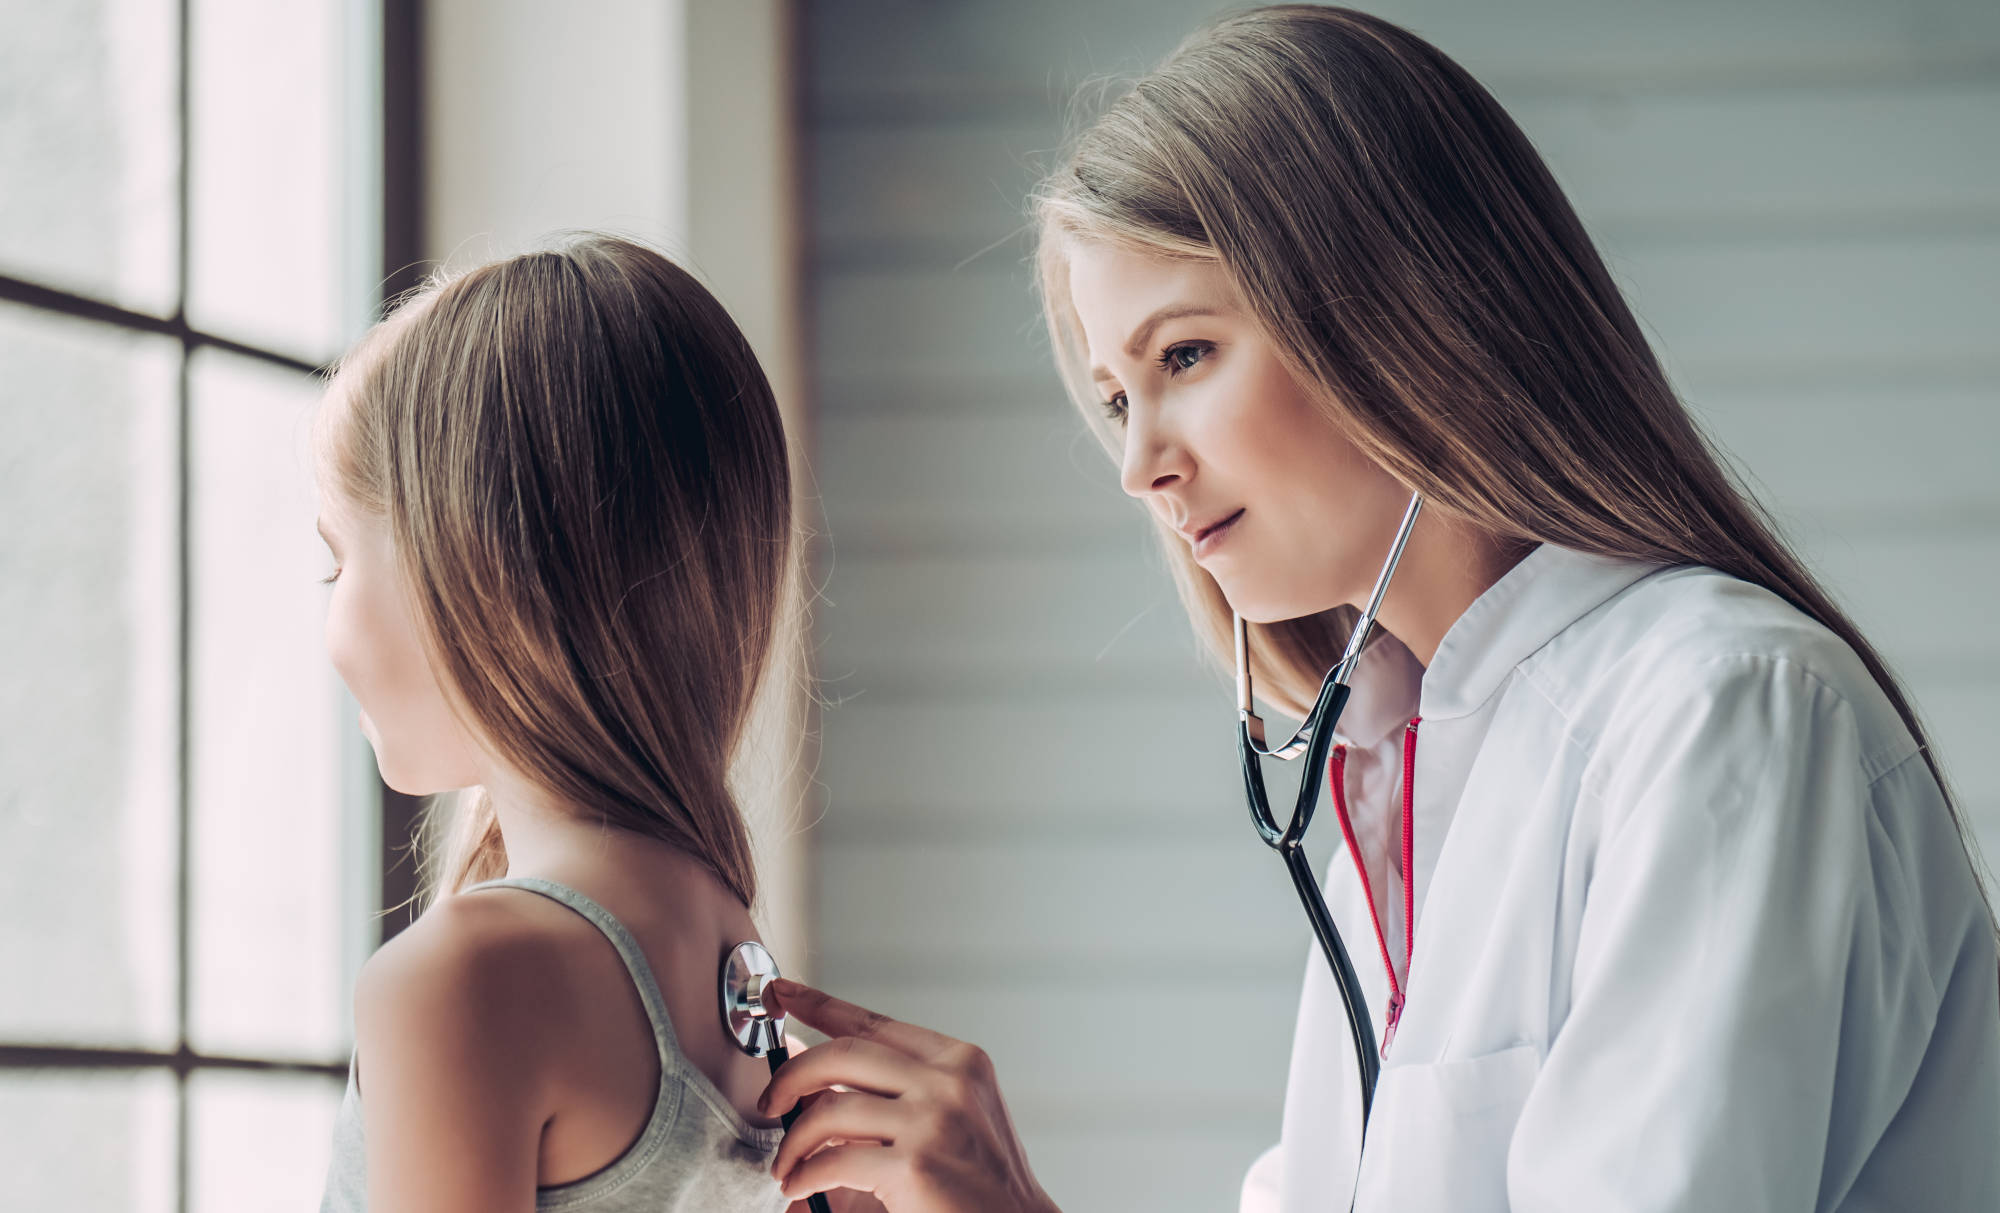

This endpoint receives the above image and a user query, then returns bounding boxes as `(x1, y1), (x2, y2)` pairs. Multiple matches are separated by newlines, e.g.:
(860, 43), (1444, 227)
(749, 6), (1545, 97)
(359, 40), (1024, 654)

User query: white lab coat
(1239, 542), (2000, 1212)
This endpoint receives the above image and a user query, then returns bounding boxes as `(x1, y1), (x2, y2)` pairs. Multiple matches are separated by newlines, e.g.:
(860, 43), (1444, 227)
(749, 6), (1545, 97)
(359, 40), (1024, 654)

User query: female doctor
(759, 6), (2000, 1210)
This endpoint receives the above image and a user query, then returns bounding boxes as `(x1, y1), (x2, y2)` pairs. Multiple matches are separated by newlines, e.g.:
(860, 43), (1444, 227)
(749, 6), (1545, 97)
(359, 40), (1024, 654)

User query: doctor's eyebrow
(1089, 303), (1225, 382)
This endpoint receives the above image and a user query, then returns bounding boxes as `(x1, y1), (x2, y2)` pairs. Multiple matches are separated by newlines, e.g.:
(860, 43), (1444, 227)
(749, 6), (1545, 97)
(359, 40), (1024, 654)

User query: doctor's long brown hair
(1035, 6), (1988, 905)
(320, 234), (796, 912)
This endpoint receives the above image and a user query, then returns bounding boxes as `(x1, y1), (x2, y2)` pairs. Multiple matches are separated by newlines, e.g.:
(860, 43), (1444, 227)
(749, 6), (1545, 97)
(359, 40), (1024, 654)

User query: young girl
(756, 6), (2000, 1211)
(313, 234), (798, 1212)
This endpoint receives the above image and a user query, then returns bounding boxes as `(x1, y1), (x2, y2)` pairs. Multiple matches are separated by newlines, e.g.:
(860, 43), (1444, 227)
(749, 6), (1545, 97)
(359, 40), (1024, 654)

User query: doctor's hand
(761, 979), (1061, 1213)
(778, 1032), (883, 1213)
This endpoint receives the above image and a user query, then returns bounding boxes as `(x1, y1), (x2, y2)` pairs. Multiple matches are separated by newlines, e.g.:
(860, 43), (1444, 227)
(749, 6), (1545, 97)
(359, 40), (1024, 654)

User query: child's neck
(482, 768), (718, 903)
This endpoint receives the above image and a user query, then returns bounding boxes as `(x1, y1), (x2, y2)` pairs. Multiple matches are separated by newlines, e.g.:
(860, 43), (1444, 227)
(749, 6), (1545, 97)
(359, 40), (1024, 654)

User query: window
(0, 0), (393, 1207)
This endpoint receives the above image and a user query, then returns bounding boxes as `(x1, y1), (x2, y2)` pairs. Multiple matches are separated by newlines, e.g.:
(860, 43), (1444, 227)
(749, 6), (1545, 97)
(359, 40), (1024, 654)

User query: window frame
(0, 1), (422, 1208)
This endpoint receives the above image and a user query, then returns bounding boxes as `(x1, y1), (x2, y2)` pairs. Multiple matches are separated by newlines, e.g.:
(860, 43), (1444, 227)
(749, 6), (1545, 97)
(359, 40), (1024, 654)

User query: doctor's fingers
(787, 1192), (888, 1213)
(767, 979), (959, 1061)
(770, 1089), (905, 1183)
(777, 1142), (902, 1206)
(781, 1121), (1057, 1213)
(762, 1035), (931, 1117)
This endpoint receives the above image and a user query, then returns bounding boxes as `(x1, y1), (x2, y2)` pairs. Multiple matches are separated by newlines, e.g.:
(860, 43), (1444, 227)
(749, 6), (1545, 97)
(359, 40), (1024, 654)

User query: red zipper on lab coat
(1327, 715), (1421, 1057)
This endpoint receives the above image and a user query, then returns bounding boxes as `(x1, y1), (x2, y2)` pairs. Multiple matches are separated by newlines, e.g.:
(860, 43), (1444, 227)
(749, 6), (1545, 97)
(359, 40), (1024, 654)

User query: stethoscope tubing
(1278, 773), (1383, 1112)
(1238, 679), (1382, 1118)
(1235, 492), (1425, 1152)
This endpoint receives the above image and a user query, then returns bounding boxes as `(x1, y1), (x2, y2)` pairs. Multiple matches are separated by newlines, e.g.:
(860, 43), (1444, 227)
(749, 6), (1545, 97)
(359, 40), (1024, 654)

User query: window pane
(0, 1068), (176, 1213)
(187, 348), (348, 1061)
(188, 1069), (343, 1213)
(186, 0), (355, 363)
(0, 302), (179, 1049)
(0, 0), (180, 314)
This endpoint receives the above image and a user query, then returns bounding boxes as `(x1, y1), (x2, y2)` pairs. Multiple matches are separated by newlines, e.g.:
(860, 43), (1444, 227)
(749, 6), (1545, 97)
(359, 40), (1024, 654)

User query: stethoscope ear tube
(1234, 491), (1423, 1160)
(1286, 680), (1350, 848)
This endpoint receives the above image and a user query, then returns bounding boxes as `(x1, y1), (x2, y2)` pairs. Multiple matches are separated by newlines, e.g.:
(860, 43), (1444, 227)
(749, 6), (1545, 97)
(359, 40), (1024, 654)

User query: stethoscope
(1236, 490), (1424, 1137)
(720, 941), (833, 1213)
(720, 492), (1422, 1209)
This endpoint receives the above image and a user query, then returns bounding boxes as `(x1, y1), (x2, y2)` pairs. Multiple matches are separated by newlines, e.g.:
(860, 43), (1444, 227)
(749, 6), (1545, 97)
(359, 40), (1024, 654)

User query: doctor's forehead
(1067, 245), (1239, 368)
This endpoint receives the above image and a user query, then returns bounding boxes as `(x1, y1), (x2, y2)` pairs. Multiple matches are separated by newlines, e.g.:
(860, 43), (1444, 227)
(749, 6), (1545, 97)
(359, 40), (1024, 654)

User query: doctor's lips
(1181, 508), (1245, 558)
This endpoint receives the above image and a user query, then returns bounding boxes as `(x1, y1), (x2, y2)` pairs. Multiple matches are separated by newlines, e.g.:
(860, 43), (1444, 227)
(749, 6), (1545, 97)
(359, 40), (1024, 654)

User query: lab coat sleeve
(1239, 1143), (1281, 1213)
(1507, 654), (1933, 1211)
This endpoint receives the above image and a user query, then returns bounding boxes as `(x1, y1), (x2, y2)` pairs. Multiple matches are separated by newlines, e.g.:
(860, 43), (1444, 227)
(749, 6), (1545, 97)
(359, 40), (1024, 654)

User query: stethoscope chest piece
(719, 940), (831, 1213)
(720, 939), (787, 1059)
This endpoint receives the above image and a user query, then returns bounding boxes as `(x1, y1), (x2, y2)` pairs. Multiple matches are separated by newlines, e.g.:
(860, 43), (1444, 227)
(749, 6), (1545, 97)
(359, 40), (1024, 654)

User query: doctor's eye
(1156, 341), (1213, 376)
(1099, 392), (1128, 424)
(319, 568), (342, 585)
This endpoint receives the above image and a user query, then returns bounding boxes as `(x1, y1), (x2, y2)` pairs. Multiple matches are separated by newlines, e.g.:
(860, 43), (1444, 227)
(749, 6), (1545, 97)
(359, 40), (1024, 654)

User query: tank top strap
(463, 876), (685, 1066)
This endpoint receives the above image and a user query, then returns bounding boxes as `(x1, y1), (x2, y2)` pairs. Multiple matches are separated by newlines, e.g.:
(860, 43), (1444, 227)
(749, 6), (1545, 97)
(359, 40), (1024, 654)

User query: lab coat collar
(1419, 542), (1666, 721)
(1331, 628), (1424, 750)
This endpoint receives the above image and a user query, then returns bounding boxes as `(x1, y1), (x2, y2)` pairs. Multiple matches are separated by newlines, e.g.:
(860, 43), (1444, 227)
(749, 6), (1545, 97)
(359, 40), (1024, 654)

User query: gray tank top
(319, 876), (787, 1211)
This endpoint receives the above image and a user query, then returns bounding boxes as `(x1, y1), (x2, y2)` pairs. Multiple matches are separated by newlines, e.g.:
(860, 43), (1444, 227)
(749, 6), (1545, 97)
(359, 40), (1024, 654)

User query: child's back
(321, 857), (785, 1210)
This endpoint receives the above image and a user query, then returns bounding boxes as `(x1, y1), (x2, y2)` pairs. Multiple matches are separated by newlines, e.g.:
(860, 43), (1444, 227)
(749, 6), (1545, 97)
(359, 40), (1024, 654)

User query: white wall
(425, 0), (687, 267)
(800, 3), (2000, 1211)
(681, 0), (813, 979)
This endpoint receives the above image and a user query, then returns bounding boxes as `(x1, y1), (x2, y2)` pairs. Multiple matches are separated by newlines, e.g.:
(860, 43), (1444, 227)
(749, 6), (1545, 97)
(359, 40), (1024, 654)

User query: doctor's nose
(1119, 411), (1193, 499)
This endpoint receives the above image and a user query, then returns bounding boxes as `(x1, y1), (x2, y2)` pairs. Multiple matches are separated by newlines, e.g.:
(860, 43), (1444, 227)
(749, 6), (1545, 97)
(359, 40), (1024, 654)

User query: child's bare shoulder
(353, 888), (583, 1087)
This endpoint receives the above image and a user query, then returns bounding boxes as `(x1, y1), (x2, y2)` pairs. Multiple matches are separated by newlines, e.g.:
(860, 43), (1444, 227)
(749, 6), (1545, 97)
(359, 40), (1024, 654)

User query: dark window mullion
(174, 0), (192, 1206)
(377, 0), (428, 949)
(0, 274), (328, 378)
(0, 1044), (347, 1081)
